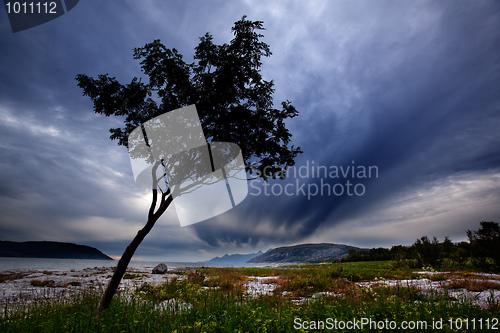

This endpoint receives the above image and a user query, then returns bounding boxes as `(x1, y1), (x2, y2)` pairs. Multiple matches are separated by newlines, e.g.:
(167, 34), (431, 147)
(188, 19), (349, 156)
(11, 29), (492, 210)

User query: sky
(0, 0), (499, 262)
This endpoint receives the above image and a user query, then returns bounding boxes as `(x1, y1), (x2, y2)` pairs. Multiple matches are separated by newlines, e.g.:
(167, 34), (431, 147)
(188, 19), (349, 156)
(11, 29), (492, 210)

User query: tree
(467, 221), (500, 271)
(76, 16), (302, 312)
(411, 236), (440, 268)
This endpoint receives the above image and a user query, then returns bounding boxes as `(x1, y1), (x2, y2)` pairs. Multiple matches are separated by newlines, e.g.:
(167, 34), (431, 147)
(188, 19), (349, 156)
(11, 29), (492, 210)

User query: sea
(0, 257), (265, 272)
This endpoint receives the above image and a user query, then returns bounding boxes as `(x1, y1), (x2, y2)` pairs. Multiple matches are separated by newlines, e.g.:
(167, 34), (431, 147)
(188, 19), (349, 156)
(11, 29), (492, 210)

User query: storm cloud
(0, 0), (499, 260)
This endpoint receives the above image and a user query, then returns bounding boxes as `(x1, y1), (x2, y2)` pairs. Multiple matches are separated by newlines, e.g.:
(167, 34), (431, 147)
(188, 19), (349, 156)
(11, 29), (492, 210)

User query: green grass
(1, 261), (499, 332)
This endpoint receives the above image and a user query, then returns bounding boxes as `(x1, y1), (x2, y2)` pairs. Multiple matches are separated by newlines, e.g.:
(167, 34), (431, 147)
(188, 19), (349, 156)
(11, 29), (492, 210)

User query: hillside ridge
(248, 243), (364, 263)
(0, 241), (113, 260)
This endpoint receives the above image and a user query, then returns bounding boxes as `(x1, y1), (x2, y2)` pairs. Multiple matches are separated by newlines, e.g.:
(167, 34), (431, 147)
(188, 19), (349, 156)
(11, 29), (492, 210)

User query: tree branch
(148, 161), (161, 220)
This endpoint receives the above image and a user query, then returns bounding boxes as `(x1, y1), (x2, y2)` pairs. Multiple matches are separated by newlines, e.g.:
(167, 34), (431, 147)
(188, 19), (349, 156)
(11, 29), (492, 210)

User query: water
(0, 257), (268, 272)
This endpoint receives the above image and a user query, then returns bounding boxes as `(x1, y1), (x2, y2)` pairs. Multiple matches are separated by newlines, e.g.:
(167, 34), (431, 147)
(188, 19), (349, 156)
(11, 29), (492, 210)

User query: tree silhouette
(76, 16), (302, 312)
(467, 221), (500, 271)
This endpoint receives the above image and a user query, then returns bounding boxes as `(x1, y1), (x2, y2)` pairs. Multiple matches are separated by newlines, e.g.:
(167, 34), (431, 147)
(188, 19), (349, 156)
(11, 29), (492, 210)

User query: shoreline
(2, 265), (500, 317)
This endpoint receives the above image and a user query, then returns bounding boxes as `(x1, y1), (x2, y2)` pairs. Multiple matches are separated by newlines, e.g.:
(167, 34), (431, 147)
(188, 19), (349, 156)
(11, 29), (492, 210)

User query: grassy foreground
(1, 261), (499, 332)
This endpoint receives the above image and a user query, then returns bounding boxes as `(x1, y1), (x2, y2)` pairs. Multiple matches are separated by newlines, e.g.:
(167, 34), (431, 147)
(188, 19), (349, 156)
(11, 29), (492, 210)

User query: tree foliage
(342, 222), (499, 272)
(76, 16), (301, 180)
(467, 221), (500, 271)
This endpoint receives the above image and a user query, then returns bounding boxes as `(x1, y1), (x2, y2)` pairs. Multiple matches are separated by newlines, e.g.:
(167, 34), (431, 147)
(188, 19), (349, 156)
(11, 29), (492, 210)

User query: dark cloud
(190, 0), (500, 249)
(0, 1), (499, 260)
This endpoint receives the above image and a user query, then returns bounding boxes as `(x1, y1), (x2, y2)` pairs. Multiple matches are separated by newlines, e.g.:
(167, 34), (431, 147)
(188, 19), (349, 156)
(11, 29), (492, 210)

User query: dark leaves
(76, 16), (302, 180)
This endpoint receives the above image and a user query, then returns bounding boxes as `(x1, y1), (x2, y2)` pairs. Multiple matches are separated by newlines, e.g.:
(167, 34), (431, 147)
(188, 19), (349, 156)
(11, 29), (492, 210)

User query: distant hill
(0, 241), (113, 260)
(248, 243), (364, 263)
(206, 251), (263, 263)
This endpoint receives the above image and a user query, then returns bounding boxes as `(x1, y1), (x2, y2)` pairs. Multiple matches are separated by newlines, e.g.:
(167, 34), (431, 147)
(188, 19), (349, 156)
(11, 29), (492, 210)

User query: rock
(152, 263), (168, 274)
(188, 270), (204, 282)
(342, 278), (352, 285)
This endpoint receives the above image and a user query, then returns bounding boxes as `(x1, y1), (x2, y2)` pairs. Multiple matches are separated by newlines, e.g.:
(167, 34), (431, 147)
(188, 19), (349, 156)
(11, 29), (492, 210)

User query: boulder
(188, 270), (204, 282)
(152, 263), (168, 274)
(342, 278), (352, 285)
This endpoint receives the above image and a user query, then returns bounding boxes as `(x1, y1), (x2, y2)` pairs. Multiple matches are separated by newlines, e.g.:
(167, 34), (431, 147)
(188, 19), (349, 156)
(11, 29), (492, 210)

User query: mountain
(206, 251), (263, 263)
(0, 241), (113, 260)
(247, 243), (363, 263)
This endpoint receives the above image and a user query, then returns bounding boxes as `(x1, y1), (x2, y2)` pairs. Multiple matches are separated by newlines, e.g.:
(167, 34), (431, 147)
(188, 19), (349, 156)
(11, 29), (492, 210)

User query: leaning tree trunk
(96, 186), (172, 313)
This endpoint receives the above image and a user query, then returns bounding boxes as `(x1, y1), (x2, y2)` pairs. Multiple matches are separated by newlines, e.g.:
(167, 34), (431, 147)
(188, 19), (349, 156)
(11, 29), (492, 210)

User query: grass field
(1, 261), (499, 332)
